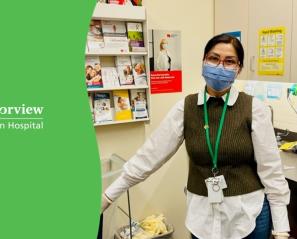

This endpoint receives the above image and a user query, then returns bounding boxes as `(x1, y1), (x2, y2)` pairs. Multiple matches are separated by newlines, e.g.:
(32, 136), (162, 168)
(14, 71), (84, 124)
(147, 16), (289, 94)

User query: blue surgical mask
(202, 63), (237, 91)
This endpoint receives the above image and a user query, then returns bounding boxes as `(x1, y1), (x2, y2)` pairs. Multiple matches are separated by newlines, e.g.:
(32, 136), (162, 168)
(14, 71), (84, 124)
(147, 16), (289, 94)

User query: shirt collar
(197, 85), (239, 106)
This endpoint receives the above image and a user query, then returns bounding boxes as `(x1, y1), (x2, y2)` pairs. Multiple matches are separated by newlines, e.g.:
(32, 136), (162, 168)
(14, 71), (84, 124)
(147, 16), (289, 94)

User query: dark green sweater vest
(184, 92), (263, 197)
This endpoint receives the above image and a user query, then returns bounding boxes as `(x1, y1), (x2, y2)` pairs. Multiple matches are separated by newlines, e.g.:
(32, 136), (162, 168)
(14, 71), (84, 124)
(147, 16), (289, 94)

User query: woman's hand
(272, 231), (290, 239)
(274, 236), (289, 239)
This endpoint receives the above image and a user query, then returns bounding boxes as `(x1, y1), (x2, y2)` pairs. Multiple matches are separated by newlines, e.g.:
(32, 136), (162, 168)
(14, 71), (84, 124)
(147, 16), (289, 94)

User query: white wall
(98, 0), (214, 238)
(214, 0), (297, 131)
(214, 0), (249, 80)
(235, 80), (297, 132)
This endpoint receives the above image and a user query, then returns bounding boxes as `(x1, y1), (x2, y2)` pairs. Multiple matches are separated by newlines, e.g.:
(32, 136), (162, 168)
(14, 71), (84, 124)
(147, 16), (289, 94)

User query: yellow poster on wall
(258, 26), (285, 76)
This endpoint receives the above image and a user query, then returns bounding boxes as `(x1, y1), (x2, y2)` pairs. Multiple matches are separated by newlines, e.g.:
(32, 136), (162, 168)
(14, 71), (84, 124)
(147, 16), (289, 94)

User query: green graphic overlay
(0, 1), (101, 238)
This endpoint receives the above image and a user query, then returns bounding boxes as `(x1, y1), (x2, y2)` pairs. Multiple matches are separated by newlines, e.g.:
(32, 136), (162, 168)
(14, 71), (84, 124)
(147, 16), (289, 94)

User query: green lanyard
(203, 90), (230, 174)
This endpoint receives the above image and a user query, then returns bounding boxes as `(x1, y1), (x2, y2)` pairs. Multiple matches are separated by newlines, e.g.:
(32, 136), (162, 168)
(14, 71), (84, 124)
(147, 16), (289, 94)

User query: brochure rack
(86, 3), (151, 126)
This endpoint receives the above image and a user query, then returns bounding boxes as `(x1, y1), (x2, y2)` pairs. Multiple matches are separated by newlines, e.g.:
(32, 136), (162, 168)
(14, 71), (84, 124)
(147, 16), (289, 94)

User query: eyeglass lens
(206, 53), (239, 69)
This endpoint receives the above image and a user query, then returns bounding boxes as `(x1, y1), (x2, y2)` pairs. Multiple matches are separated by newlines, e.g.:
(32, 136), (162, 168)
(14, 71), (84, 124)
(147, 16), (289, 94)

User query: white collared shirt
(105, 86), (290, 239)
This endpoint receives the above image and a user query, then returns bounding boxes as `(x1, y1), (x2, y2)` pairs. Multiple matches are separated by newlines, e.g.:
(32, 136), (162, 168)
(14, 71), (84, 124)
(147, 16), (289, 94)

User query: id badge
(205, 175), (227, 203)
(216, 175), (227, 189)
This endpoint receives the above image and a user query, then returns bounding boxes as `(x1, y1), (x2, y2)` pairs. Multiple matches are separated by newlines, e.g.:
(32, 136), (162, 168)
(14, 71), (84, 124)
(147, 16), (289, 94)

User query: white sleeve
(105, 99), (185, 201)
(251, 97), (290, 232)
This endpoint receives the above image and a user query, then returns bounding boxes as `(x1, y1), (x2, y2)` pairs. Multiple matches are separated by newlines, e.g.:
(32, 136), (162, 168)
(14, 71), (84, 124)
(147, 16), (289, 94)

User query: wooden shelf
(85, 51), (148, 56)
(94, 118), (149, 126)
(87, 85), (149, 92)
(92, 3), (146, 21)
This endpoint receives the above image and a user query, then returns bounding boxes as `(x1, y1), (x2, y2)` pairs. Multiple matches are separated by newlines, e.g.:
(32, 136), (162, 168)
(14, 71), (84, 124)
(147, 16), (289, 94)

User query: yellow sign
(258, 26), (285, 76)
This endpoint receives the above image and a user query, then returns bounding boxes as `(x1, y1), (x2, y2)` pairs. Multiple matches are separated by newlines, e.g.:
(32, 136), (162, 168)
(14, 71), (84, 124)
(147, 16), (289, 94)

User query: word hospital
(0, 121), (44, 131)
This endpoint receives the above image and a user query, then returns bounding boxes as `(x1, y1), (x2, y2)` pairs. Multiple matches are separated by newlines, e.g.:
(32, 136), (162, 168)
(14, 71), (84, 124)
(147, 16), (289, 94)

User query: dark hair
(203, 33), (244, 68)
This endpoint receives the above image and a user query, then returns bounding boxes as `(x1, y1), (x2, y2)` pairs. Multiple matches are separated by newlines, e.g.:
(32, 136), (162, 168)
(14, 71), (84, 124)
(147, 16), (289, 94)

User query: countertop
(280, 151), (297, 182)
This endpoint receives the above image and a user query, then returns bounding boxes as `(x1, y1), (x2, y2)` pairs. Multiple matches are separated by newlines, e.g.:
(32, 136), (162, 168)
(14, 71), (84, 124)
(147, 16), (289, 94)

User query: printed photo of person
(123, 65), (134, 84)
(116, 96), (128, 111)
(85, 62), (103, 87)
(149, 30), (181, 71)
(132, 62), (147, 85)
(156, 38), (171, 71)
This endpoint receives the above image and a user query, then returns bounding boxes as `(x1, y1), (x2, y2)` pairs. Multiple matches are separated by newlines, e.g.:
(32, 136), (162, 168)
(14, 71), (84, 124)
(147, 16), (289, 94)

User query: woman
(116, 96), (128, 111)
(156, 38), (171, 71)
(123, 65), (134, 84)
(101, 34), (290, 239)
(133, 62), (147, 85)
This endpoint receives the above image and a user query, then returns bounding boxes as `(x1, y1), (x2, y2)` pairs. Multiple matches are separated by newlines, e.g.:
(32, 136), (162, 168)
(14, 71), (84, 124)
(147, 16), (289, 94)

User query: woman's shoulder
(185, 93), (198, 101)
(238, 91), (253, 100)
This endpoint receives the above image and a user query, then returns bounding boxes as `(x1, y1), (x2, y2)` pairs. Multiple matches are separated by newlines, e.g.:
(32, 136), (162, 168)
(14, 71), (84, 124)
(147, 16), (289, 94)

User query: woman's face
(203, 42), (241, 93)
(160, 39), (168, 50)
(126, 66), (131, 74)
(90, 69), (97, 78)
(134, 63), (143, 74)
(94, 64), (101, 72)
(86, 66), (92, 75)
(205, 43), (240, 72)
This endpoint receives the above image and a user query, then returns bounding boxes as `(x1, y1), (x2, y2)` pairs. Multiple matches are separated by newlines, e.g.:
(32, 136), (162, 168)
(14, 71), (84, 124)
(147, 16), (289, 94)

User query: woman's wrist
(103, 192), (113, 204)
(271, 231), (290, 237)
